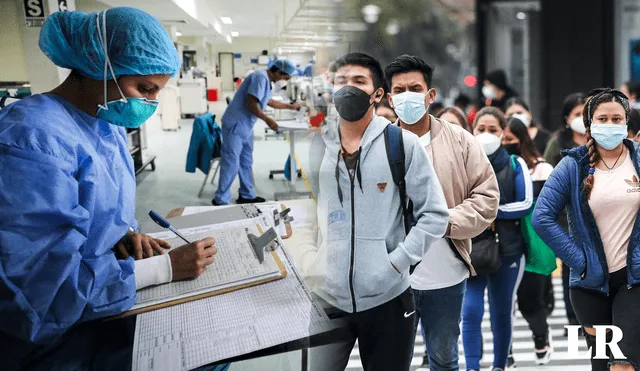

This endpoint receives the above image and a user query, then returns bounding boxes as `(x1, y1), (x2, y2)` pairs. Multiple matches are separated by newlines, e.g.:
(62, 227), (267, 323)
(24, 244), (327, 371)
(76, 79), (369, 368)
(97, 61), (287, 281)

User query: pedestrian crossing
(345, 278), (591, 370)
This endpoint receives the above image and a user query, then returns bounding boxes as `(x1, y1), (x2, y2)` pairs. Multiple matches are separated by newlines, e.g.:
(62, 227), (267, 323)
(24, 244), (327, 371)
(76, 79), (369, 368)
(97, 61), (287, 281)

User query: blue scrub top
(222, 70), (272, 127)
(0, 94), (138, 368)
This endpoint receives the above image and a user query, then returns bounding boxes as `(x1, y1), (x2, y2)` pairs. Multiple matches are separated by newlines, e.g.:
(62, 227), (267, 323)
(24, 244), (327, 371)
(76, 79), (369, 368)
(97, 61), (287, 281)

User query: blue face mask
(590, 123), (628, 150)
(391, 91), (429, 125)
(97, 98), (159, 128)
(94, 10), (158, 128)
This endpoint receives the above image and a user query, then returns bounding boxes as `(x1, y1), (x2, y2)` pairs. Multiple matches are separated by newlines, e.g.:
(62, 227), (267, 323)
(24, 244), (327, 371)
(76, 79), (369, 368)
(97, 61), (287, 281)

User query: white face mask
(569, 116), (586, 135)
(274, 80), (287, 90)
(482, 85), (497, 99)
(475, 132), (502, 156)
(512, 113), (531, 127)
(391, 91), (428, 125)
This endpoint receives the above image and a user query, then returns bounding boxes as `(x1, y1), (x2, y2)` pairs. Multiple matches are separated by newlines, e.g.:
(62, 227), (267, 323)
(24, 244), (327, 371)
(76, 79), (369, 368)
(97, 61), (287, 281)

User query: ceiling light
(231, 31), (239, 37)
(361, 4), (381, 24)
(213, 21), (222, 34)
(226, 35), (232, 43)
(176, 31), (182, 37)
(386, 20), (399, 35)
(516, 12), (526, 20)
(221, 17), (232, 25)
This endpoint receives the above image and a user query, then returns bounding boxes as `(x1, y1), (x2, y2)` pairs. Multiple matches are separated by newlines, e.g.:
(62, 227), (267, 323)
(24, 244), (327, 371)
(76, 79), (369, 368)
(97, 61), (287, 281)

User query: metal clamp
(273, 208), (294, 227)
(246, 227), (279, 264)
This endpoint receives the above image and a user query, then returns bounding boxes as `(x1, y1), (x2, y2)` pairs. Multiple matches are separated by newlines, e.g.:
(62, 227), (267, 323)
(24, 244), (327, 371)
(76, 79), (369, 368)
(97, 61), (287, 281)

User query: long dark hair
(558, 93), (587, 150)
(507, 116), (541, 169)
(583, 89), (631, 199)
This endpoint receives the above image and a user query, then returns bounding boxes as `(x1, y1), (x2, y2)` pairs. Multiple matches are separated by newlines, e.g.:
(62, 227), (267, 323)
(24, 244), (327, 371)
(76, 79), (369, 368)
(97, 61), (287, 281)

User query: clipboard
(114, 223), (287, 319)
(160, 204), (294, 239)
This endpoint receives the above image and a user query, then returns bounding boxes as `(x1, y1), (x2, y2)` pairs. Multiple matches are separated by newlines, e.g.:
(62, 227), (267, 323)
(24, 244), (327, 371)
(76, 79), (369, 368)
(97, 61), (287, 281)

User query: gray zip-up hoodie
(307, 115), (449, 313)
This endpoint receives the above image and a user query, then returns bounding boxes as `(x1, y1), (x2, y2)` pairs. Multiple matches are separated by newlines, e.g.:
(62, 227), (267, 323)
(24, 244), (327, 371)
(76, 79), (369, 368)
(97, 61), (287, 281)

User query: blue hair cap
(39, 7), (181, 79)
(270, 59), (296, 76)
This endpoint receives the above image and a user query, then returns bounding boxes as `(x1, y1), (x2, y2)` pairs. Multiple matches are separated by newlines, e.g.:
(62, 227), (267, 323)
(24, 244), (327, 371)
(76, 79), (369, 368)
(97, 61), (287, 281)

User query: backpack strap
(383, 124), (410, 235)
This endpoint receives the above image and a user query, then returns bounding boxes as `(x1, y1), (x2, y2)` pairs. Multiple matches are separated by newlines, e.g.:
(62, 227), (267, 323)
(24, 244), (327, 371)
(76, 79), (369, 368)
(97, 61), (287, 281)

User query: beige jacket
(423, 116), (500, 276)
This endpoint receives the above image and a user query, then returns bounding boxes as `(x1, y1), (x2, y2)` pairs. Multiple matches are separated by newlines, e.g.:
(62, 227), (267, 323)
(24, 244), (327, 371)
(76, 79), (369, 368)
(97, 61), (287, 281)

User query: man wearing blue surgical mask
(385, 55), (500, 371)
(213, 59), (301, 206)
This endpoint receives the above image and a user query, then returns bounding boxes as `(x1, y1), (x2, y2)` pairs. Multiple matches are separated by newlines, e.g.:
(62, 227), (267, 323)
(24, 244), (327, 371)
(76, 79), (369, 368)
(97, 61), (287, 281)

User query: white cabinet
(178, 78), (207, 116)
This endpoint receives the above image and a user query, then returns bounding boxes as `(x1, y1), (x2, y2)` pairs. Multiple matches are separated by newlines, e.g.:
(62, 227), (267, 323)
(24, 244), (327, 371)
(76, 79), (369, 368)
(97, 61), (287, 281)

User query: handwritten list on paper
(133, 217), (281, 310)
(132, 244), (331, 371)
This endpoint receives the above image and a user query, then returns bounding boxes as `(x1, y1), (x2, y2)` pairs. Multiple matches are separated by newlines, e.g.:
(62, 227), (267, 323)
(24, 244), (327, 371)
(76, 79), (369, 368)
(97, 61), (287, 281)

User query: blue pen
(149, 210), (192, 244)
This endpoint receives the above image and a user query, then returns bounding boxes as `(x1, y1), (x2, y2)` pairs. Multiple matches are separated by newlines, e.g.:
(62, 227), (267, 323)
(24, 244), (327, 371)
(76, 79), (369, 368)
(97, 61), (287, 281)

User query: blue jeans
(462, 254), (525, 370)
(413, 280), (466, 371)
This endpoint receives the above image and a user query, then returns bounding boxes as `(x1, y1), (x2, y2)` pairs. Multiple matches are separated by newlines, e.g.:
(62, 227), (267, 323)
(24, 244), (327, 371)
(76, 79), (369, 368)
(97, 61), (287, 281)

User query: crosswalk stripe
(345, 277), (591, 370)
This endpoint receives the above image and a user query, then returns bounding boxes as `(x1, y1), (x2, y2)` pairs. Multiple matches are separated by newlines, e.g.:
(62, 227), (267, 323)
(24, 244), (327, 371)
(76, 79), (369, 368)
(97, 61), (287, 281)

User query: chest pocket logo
(377, 182), (387, 193)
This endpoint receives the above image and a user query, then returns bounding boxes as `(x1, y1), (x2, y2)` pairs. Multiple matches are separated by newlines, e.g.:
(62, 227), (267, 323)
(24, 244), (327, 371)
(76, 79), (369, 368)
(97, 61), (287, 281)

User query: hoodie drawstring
(335, 146), (364, 206)
(356, 147), (363, 193)
(335, 151), (343, 206)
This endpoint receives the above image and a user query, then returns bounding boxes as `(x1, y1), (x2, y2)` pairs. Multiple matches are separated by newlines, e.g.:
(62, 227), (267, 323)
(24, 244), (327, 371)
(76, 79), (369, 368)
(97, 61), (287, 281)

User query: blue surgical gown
(0, 94), (138, 369)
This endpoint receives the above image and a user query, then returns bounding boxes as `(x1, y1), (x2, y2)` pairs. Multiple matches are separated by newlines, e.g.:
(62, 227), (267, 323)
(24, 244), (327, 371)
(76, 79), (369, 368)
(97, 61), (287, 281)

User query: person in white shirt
(384, 55), (500, 371)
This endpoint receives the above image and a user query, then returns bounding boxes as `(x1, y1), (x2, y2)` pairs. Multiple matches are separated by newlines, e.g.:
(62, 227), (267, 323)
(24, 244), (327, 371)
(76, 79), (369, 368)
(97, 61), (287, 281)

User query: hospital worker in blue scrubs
(0, 8), (224, 370)
(213, 59), (302, 205)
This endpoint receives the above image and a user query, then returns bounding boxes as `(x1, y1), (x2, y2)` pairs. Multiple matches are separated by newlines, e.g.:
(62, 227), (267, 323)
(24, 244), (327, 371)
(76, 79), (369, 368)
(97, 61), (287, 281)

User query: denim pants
(412, 280), (466, 371)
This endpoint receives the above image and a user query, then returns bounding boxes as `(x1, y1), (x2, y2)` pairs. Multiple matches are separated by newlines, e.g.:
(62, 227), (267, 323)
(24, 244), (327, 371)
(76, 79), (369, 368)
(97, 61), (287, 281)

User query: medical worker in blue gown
(212, 59), (302, 205)
(0, 8), (226, 371)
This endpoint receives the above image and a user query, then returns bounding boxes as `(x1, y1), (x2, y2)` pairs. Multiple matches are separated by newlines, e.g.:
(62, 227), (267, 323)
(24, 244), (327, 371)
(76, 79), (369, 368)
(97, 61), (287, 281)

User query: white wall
(0, 0), (108, 84)
(0, 0), (29, 82)
(209, 38), (314, 77)
(615, 0), (640, 86)
(76, 0), (108, 13)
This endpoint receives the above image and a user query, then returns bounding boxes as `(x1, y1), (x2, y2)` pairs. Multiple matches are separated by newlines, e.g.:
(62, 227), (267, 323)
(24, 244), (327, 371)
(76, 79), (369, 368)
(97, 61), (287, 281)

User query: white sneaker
(533, 332), (553, 365)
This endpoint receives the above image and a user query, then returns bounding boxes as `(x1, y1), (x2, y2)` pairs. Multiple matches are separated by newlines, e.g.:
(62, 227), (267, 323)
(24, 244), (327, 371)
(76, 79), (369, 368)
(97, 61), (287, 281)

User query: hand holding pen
(149, 210), (218, 281)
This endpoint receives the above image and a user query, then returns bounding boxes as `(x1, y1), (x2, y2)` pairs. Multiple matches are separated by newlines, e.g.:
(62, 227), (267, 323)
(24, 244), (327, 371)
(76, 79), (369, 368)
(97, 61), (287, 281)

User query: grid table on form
(132, 232), (331, 371)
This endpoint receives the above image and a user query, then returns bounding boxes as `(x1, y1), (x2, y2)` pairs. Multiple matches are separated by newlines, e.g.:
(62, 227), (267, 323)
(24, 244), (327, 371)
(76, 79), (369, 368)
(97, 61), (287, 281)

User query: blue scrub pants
(214, 121), (256, 204)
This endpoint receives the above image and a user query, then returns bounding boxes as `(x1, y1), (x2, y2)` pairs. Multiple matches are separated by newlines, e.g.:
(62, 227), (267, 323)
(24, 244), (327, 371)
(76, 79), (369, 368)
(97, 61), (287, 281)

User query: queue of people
(306, 52), (640, 371)
(1, 6), (639, 371)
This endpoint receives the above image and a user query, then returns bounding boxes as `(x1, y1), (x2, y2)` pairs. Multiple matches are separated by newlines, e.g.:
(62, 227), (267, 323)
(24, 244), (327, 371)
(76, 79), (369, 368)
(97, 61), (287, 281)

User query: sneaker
(533, 333), (553, 365)
(507, 349), (517, 369)
(236, 196), (266, 204)
(415, 355), (429, 371)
